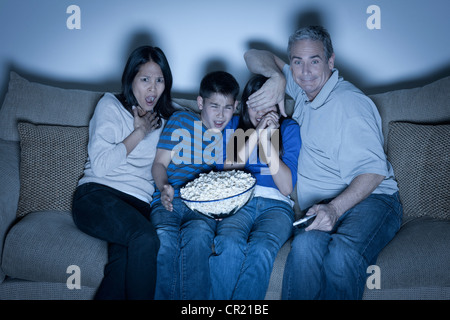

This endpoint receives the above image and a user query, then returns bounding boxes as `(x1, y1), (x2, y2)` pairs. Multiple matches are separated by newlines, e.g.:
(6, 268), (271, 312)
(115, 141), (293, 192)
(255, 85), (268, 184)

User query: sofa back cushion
(0, 72), (103, 142)
(369, 76), (450, 150)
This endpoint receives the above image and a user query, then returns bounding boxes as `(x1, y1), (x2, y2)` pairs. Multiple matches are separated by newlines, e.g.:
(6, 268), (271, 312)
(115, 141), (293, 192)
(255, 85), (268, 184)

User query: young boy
(151, 71), (240, 299)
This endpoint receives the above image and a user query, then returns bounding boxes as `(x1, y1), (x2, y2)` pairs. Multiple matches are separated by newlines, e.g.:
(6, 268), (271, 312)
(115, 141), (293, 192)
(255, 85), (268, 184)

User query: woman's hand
(132, 105), (160, 136)
(123, 106), (160, 155)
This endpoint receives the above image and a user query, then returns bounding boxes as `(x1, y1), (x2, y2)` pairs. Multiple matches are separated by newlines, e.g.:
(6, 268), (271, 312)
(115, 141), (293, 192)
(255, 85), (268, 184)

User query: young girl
(210, 75), (301, 299)
(72, 46), (175, 299)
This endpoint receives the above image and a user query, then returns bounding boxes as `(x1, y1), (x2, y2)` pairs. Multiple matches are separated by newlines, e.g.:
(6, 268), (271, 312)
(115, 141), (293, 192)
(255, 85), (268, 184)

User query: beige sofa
(0, 71), (449, 299)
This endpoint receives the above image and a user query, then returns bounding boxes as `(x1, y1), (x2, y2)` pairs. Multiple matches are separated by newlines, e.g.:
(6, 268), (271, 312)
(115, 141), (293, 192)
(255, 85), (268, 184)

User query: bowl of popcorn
(180, 170), (256, 219)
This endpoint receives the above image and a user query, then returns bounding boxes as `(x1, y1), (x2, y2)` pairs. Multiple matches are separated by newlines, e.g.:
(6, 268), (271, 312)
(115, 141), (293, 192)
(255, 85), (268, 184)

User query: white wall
(1, 0), (449, 100)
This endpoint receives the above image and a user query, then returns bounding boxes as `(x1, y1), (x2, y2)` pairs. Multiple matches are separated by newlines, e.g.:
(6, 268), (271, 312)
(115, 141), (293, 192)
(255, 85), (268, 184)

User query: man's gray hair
(288, 26), (334, 61)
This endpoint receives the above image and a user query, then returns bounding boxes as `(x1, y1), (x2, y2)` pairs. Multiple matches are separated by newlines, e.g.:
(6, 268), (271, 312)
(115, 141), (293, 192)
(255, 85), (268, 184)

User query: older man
(244, 26), (403, 299)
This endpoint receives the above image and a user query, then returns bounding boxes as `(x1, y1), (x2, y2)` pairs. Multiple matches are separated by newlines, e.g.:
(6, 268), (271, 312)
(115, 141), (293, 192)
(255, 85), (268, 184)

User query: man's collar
(304, 68), (340, 109)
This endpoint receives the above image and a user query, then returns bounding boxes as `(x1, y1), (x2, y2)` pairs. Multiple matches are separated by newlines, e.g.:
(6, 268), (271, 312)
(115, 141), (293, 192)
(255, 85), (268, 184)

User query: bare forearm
(244, 49), (284, 77)
(123, 127), (146, 155)
(151, 161), (170, 191)
(330, 173), (385, 217)
(260, 133), (293, 195)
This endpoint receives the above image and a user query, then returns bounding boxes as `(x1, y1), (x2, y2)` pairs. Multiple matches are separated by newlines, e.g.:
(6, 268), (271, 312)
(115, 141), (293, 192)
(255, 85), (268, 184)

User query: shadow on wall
(246, 8), (450, 96)
(1, 22), (450, 105)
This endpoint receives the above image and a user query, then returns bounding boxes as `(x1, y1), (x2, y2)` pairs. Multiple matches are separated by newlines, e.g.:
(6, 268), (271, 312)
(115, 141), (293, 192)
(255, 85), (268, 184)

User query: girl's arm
(259, 127), (293, 196)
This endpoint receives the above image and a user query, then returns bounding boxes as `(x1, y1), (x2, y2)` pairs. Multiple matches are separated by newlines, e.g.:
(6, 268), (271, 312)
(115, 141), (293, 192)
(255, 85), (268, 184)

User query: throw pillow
(16, 122), (89, 217)
(387, 121), (450, 220)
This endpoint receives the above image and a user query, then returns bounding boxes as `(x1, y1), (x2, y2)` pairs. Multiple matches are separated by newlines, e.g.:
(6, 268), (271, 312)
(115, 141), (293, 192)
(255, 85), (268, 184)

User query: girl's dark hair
(238, 74), (284, 155)
(116, 46), (175, 122)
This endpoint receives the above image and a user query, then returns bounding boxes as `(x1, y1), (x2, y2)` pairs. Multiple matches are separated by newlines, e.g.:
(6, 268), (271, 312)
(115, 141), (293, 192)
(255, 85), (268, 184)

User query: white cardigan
(78, 93), (164, 204)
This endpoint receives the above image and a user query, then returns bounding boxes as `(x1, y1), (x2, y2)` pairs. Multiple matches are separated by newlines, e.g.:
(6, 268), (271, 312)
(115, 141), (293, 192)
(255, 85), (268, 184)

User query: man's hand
(247, 74), (287, 117)
(305, 203), (339, 232)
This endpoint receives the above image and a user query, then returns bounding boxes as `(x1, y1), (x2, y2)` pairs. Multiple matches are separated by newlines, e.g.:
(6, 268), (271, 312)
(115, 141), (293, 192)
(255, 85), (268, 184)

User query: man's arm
(305, 173), (385, 231)
(244, 49), (288, 116)
(152, 148), (174, 211)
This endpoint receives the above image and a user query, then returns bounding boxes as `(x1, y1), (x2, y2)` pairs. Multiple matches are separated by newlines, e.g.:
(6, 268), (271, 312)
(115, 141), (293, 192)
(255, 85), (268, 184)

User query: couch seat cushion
(373, 217), (450, 290)
(2, 211), (106, 288)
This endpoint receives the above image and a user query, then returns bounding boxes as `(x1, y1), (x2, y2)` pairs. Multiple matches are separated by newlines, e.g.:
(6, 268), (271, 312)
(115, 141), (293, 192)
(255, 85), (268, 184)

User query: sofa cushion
(369, 76), (450, 150)
(0, 72), (102, 142)
(16, 122), (88, 217)
(367, 217), (450, 297)
(2, 210), (106, 287)
(387, 121), (450, 220)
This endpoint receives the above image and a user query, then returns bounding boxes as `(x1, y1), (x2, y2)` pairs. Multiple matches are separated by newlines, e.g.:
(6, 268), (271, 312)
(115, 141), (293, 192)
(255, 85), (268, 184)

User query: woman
(72, 46), (175, 299)
(210, 75), (301, 299)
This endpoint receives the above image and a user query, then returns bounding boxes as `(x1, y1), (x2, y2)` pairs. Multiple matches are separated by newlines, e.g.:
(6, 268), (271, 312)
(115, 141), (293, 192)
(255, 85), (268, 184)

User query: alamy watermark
(168, 122), (280, 175)
(66, 5), (81, 30)
(66, 265), (81, 289)
(66, 4), (381, 31)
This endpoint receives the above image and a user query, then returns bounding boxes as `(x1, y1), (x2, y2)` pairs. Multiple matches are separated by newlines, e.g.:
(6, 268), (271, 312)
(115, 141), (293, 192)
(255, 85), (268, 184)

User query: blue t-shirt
(223, 116), (301, 192)
(152, 110), (225, 203)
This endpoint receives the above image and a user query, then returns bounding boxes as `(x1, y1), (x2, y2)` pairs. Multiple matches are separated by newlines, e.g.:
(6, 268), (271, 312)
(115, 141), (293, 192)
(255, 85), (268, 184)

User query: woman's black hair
(238, 74), (284, 156)
(116, 46), (175, 124)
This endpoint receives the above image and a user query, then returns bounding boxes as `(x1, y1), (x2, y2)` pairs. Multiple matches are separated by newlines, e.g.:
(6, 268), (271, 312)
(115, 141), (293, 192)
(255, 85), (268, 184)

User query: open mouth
(213, 121), (224, 128)
(145, 96), (156, 105)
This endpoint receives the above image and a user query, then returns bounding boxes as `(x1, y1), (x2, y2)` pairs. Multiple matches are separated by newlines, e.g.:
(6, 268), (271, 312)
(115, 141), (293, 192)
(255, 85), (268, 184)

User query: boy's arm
(152, 148), (174, 211)
(244, 49), (287, 116)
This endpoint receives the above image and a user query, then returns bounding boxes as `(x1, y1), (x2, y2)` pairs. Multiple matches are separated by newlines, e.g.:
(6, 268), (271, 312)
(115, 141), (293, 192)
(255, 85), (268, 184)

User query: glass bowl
(180, 177), (256, 219)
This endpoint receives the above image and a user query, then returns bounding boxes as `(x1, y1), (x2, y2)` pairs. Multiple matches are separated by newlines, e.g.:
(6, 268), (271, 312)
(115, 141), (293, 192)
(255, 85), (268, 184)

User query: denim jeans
(210, 197), (294, 299)
(151, 198), (217, 300)
(282, 192), (403, 300)
(72, 182), (160, 300)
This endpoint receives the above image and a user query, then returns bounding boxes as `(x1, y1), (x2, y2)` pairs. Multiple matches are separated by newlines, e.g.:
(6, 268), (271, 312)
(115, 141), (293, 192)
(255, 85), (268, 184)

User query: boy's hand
(161, 184), (174, 212)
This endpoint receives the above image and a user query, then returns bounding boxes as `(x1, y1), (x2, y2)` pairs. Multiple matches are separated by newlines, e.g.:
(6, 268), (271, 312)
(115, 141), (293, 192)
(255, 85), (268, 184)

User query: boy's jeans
(210, 197), (294, 299)
(151, 198), (217, 300)
(282, 192), (403, 300)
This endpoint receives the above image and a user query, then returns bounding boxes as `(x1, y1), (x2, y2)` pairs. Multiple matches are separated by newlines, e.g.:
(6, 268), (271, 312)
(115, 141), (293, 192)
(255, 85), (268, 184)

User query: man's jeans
(151, 198), (217, 300)
(282, 192), (403, 300)
(72, 182), (159, 300)
(210, 197), (294, 299)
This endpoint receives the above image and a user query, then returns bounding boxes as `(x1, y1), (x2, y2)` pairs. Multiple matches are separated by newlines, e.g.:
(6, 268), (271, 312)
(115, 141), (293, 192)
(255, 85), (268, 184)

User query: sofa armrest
(0, 139), (20, 282)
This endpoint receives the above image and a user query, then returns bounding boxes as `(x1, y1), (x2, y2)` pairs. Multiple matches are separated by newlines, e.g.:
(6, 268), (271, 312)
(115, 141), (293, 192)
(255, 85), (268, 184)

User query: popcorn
(180, 170), (256, 218)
